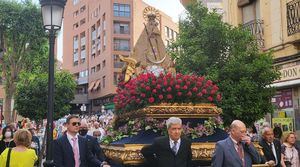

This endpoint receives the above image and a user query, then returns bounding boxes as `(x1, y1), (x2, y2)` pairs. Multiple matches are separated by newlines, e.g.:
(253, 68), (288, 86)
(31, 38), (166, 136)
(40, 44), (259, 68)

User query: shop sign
(277, 63), (300, 82)
(271, 89), (293, 109)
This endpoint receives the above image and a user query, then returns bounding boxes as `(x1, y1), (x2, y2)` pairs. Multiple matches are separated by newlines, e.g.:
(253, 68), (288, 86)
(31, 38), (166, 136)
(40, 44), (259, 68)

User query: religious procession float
(101, 6), (265, 167)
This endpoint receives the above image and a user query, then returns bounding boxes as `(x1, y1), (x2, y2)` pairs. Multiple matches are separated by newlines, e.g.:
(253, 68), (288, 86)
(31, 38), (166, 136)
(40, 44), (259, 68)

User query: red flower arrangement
(114, 73), (222, 112)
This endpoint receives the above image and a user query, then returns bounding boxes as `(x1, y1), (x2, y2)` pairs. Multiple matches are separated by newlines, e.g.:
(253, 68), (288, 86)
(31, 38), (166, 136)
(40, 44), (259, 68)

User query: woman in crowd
(281, 132), (300, 167)
(0, 126), (16, 154)
(0, 129), (37, 167)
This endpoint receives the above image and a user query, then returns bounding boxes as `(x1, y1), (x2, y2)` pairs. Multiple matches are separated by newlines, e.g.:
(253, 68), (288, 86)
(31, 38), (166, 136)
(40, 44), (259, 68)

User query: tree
(14, 71), (76, 121)
(0, 0), (48, 123)
(169, 2), (280, 126)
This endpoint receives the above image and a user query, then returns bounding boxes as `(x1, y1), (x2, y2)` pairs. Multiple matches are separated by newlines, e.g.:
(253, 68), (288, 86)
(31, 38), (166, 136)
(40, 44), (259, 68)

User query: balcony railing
(287, 0), (300, 36)
(243, 19), (264, 48)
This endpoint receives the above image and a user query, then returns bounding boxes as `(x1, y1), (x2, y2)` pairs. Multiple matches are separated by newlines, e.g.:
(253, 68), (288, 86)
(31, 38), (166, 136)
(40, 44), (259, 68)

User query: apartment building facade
(63, 0), (178, 113)
(222, 0), (300, 138)
(181, 0), (223, 15)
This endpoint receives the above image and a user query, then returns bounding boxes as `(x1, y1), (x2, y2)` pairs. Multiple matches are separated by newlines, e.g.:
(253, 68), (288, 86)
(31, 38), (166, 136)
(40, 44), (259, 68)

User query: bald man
(212, 120), (261, 167)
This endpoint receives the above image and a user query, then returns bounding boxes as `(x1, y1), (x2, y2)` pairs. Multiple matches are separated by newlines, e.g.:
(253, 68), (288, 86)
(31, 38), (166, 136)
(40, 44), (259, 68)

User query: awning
(270, 79), (300, 88)
(93, 80), (101, 91)
(88, 81), (96, 91)
(104, 103), (115, 110)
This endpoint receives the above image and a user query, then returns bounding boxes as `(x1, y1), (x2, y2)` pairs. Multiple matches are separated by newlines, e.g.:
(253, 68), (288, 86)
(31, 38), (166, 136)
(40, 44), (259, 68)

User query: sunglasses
(71, 122), (81, 126)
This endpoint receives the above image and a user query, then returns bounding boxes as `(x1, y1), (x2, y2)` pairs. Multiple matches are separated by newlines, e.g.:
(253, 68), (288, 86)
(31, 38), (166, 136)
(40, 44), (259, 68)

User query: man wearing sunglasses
(53, 115), (109, 167)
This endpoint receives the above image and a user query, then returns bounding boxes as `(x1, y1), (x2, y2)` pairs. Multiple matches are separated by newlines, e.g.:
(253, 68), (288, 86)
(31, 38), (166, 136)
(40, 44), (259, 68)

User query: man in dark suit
(141, 117), (192, 167)
(259, 126), (282, 167)
(212, 120), (261, 167)
(78, 121), (110, 167)
(53, 115), (109, 167)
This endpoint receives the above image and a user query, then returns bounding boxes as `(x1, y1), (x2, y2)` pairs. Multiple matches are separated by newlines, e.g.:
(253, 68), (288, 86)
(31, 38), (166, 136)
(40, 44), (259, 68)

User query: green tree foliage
(169, 2), (280, 126)
(0, 0), (48, 122)
(15, 71), (76, 121)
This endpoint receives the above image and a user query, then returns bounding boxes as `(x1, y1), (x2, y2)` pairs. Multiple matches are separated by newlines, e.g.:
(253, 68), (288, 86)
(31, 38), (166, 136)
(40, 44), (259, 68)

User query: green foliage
(0, 0), (48, 122)
(169, 2), (280, 126)
(15, 71), (77, 121)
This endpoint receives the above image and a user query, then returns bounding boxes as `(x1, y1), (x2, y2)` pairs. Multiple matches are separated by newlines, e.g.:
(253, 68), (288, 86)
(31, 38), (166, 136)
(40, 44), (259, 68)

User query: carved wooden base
(101, 142), (263, 165)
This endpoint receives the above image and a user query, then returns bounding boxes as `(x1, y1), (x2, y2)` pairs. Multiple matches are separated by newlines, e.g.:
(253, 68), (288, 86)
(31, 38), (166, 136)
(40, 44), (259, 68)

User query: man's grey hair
(261, 126), (272, 136)
(166, 117), (182, 129)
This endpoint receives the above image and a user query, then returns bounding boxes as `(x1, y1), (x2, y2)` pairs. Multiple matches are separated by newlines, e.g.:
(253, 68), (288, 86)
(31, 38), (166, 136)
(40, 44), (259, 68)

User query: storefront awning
(88, 81), (96, 91)
(270, 79), (300, 88)
(93, 80), (101, 91)
(104, 103), (115, 110)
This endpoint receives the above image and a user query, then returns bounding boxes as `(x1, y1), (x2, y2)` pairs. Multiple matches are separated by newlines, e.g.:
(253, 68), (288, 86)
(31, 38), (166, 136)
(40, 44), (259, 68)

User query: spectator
(274, 126), (283, 141)
(0, 129), (37, 167)
(259, 127), (282, 167)
(0, 126), (16, 154)
(281, 132), (300, 167)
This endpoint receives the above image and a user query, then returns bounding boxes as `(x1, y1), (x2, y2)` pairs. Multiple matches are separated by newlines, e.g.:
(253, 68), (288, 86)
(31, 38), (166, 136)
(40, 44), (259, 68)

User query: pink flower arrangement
(114, 73), (222, 112)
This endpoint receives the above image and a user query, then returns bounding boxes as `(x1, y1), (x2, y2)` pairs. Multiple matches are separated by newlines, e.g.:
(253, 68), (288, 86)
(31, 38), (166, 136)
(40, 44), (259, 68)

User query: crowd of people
(0, 111), (114, 167)
(0, 113), (299, 167)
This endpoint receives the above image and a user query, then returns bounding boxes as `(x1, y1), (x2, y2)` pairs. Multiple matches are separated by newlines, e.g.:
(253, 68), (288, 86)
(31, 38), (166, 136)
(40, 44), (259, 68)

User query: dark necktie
(172, 141), (177, 154)
(237, 142), (245, 167)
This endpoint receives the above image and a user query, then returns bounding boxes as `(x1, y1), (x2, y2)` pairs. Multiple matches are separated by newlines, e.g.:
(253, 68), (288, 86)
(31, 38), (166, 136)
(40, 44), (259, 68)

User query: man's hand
(265, 160), (275, 166)
(241, 136), (251, 145)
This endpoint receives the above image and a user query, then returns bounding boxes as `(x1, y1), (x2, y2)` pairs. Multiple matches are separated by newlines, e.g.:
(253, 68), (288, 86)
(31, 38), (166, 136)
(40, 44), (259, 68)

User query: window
(113, 3), (130, 17)
(73, 10), (79, 17)
(114, 22), (130, 34)
(114, 72), (121, 85)
(165, 26), (169, 38)
(73, 22), (79, 29)
(80, 5), (86, 13)
(79, 70), (88, 78)
(102, 13), (106, 30)
(102, 60), (106, 68)
(81, 50), (86, 63)
(102, 76), (106, 88)
(73, 0), (79, 5)
(103, 31), (106, 50)
(96, 64), (101, 71)
(80, 18), (86, 25)
(91, 67), (96, 74)
(114, 39), (130, 51)
(113, 54), (125, 68)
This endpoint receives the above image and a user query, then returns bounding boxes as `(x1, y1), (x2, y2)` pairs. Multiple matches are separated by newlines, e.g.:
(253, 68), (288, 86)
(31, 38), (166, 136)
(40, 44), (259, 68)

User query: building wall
(223, 0), (300, 139)
(63, 0), (178, 113)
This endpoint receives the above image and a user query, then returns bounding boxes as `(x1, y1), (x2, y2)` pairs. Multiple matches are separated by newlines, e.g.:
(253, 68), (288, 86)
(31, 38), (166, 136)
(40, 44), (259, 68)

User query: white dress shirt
(66, 132), (81, 165)
(169, 138), (181, 154)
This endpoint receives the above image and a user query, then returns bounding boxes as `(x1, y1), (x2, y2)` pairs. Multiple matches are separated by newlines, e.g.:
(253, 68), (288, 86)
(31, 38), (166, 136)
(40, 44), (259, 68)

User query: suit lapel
(176, 138), (184, 156)
(63, 135), (74, 158)
(78, 136), (85, 160)
(226, 138), (243, 165)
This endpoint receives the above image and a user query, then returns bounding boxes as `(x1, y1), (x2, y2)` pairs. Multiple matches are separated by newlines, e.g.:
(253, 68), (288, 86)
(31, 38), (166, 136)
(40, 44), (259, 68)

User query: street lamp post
(40, 0), (66, 166)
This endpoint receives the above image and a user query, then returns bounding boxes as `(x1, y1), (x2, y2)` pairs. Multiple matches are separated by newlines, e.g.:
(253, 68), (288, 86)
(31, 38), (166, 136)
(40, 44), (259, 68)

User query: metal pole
(44, 29), (55, 167)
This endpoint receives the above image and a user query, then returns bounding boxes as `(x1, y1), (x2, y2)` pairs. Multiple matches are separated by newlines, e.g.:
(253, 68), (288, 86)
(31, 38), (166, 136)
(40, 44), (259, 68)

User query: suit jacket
(53, 134), (102, 167)
(85, 135), (106, 166)
(259, 139), (281, 167)
(141, 136), (192, 167)
(212, 137), (261, 167)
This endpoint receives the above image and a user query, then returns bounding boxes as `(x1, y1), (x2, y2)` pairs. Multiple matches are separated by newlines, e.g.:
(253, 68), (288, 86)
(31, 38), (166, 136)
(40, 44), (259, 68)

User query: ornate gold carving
(119, 55), (138, 83)
(143, 6), (160, 21)
(117, 103), (222, 120)
(101, 142), (264, 165)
